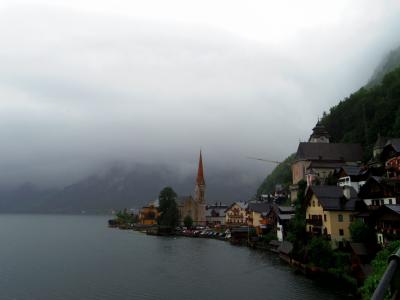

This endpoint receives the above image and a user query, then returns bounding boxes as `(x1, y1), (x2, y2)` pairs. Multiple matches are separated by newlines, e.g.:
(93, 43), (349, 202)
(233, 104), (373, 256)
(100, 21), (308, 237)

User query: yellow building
(305, 185), (360, 248)
(246, 202), (271, 232)
(139, 200), (159, 225)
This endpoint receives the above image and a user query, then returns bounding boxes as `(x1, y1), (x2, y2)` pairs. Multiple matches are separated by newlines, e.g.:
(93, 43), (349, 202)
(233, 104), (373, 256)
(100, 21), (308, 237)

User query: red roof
(196, 151), (205, 185)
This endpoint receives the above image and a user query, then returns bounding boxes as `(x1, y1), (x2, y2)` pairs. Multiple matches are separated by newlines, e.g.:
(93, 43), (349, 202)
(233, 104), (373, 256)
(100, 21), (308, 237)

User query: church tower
(194, 150), (206, 226)
(308, 120), (330, 143)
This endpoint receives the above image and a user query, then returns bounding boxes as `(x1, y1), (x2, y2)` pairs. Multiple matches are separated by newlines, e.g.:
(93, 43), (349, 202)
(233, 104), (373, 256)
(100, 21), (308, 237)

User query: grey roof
(370, 176), (384, 183)
(386, 205), (400, 215)
(278, 206), (295, 213)
(349, 242), (368, 256)
(295, 142), (363, 162)
(278, 241), (293, 255)
(236, 202), (248, 209)
(309, 121), (330, 140)
(309, 185), (359, 211)
(269, 240), (281, 247)
(247, 202), (271, 214)
(340, 165), (363, 176)
(386, 138), (400, 152)
(278, 214), (295, 220)
(231, 227), (250, 233)
(308, 161), (346, 169)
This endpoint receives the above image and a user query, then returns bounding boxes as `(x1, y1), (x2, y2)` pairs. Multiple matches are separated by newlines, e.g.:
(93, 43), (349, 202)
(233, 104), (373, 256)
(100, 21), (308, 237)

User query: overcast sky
(1, 0), (400, 188)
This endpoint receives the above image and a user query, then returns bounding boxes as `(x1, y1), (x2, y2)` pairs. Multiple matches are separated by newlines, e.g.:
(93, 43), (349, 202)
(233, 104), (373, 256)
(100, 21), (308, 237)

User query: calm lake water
(0, 214), (351, 300)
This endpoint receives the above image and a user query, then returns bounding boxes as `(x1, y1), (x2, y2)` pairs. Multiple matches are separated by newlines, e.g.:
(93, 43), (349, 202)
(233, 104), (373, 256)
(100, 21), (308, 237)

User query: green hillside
(256, 154), (294, 196)
(321, 66), (400, 158)
(256, 55), (400, 196)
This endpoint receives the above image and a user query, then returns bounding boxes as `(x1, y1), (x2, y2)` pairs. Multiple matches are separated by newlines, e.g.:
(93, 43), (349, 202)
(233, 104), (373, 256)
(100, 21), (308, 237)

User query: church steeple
(196, 150), (205, 186)
(309, 119), (330, 143)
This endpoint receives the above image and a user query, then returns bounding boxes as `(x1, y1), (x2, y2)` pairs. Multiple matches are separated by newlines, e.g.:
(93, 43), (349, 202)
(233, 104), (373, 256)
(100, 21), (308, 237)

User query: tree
(157, 186), (179, 228)
(360, 240), (400, 300)
(116, 208), (138, 224)
(287, 180), (308, 260)
(321, 66), (400, 160)
(256, 154), (295, 197)
(349, 219), (376, 244)
(183, 215), (193, 229)
(306, 237), (334, 269)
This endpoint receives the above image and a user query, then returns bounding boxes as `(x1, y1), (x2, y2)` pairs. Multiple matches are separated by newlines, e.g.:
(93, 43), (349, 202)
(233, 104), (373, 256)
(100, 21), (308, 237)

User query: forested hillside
(321, 66), (400, 158)
(256, 54), (400, 196)
(256, 154), (294, 197)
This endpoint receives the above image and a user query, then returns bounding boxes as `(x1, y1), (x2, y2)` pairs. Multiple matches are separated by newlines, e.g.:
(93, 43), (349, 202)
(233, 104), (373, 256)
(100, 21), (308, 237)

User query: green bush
(360, 240), (400, 300)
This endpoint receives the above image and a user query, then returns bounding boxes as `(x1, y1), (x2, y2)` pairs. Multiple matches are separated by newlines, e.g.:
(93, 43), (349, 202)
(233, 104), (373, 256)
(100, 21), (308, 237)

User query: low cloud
(0, 1), (399, 188)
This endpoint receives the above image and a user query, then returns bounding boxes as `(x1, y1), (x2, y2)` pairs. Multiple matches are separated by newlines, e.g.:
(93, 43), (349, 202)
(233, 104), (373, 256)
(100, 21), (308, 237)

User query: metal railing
(372, 247), (400, 300)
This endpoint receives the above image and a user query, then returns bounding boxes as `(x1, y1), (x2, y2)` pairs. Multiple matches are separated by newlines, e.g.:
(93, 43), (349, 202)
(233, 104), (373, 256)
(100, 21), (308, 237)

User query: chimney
(343, 186), (351, 200)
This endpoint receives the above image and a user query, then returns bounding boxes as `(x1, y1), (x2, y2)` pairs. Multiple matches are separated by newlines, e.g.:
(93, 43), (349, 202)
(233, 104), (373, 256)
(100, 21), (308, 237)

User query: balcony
(306, 218), (323, 226)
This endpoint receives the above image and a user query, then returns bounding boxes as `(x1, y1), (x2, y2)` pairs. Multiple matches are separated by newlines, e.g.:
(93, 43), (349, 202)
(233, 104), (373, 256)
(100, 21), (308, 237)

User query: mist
(1, 0), (400, 197)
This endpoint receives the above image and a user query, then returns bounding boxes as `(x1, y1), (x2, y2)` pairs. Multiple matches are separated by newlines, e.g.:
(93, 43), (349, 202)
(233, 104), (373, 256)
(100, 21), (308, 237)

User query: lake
(0, 214), (351, 299)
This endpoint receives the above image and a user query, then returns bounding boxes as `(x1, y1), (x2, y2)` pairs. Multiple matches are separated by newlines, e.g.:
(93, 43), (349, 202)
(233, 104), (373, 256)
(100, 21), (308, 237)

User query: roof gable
(247, 202), (271, 213)
(226, 201), (247, 212)
(308, 185), (359, 211)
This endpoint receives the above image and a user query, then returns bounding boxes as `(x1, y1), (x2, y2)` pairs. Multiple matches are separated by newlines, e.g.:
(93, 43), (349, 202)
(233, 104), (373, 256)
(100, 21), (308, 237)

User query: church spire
(308, 119), (330, 143)
(196, 150), (205, 186)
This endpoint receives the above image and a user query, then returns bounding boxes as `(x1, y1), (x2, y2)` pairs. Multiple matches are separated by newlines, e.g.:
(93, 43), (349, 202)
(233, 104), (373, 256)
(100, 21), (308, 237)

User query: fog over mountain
(1, 1), (400, 211)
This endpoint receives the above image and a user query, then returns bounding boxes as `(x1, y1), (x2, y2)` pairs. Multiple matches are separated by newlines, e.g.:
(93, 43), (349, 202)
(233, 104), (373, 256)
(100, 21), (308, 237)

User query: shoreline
(109, 221), (358, 297)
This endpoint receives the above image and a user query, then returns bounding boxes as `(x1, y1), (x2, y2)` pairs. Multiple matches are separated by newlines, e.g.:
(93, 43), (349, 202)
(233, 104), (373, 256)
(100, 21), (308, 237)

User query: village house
(139, 200), (159, 225)
(349, 242), (373, 284)
(290, 121), (363, 201)
(382, 138), (400, 179)
(276, 207), (295, 242)
(225, 202), (248, 227)
(373, 204), (400, 245)
(305, 185), (362, 248)
(246, 202), (271, 235)
(262, 204), (294, 241)
(336, 165), (368, 193)
(205, 203), (228, 226)
(369, 135), (392, 169)
(358, 176), (398, 208)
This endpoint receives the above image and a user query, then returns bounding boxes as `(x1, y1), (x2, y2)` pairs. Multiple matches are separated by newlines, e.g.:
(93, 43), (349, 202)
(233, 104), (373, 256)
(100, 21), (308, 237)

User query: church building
(290, 120), (363, 201)
(178, 151), (207, 226)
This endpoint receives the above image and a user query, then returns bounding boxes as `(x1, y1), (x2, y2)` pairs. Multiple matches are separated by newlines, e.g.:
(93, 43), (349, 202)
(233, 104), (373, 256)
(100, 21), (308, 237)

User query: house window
(350, 215), (354, 222)
(339, 229), (344, 236)
(309, 226), (312, 232)
(389, 199), (393, 205)
(308, 214), (311, 219)
(313, 201), (315, 207)
(324, 214), (326, 222)
(338, 214), (343, 222)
